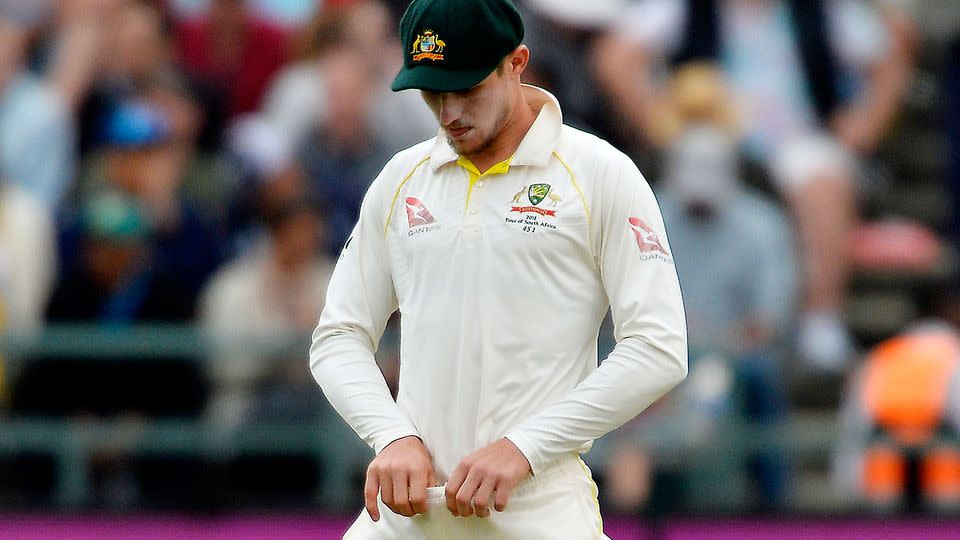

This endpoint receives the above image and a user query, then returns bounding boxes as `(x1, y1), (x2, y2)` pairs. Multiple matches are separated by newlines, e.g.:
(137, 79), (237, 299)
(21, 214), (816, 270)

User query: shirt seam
(552, 151), (597, 267)
(384, 156), (431, 236)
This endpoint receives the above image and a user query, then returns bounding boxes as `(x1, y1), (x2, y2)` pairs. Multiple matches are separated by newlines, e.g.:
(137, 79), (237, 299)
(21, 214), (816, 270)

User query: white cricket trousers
(342, 453), (610, 539)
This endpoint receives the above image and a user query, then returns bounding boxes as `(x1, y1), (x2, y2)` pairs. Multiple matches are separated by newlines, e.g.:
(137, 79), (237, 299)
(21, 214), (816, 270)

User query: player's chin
(448, 131), (482, 154)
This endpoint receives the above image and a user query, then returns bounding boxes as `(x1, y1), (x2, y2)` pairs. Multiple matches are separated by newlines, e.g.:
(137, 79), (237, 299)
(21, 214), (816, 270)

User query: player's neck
(465, 91), (537, 173)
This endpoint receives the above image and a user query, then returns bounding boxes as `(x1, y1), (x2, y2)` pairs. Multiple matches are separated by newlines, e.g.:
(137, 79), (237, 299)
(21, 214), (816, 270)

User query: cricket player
(309, 0), (688, 537)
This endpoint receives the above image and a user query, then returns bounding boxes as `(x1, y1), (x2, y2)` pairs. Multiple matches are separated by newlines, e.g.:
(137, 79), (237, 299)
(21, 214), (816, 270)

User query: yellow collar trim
(458, 156), (513, 211)
(456, 155), (513, 178)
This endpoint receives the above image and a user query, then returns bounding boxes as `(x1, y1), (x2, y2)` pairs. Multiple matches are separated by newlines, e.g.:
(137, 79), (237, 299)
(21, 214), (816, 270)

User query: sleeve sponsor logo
(405, 197), (441, 236)
(628, 217), (673, 262)
(405, 197), (437, 227)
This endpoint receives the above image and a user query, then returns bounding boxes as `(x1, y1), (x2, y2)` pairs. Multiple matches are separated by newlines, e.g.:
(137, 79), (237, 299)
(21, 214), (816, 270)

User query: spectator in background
(833, 323), (960, 512)
(595, 0), (915, 371)
(13, 191), (204, 414)
(296, 47), (392, 255)
(0, 11), (75, 209)
(45, 192), (194, 324)
(0, 0), (60, 328)
(70, 0), (182, 156)
(11, 191), (206, 505)
(70, 97), (222, 302)
(659, 124), (797, 510)
(657, 67), (797, 372)
(200, 199), (333, 427)
(176, 0), (288, 132)
(263, 0), (435, 152)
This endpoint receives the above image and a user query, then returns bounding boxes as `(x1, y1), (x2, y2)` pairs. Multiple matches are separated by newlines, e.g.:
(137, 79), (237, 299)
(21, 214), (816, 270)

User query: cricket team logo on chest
(505, 182), (560, 233)
(405, 197), (441, 236)
(509, 183), (561, 216)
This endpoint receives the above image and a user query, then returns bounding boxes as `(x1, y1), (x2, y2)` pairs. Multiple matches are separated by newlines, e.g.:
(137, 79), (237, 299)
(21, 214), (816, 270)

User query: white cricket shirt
(310, 85), (687, 478)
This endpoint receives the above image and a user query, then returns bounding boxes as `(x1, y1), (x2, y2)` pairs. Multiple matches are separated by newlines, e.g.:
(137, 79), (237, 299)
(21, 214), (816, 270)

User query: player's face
(420, 66), (513, 157)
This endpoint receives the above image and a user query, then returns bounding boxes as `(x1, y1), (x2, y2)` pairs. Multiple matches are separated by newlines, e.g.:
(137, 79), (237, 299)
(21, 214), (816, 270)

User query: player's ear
(505, 45), (529, 79)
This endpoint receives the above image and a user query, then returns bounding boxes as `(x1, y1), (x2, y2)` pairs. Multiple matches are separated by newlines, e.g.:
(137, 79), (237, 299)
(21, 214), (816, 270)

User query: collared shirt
(310, 85), (687, 477)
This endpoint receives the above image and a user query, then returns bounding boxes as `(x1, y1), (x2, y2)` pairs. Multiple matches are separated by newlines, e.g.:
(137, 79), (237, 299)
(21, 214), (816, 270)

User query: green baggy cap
(391, 0), (525, 93)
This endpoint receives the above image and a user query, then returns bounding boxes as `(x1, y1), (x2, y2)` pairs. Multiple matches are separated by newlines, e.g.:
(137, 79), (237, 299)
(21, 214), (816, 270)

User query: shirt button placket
(465, 179), (483, 229)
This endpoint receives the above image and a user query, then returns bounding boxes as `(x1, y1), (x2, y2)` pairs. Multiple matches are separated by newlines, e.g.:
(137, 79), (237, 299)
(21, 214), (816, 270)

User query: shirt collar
(428, 84), (564, 172)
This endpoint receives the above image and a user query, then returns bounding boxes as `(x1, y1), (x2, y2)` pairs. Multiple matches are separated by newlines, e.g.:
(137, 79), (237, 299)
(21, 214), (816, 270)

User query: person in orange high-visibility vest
(834, 323), (960, 511)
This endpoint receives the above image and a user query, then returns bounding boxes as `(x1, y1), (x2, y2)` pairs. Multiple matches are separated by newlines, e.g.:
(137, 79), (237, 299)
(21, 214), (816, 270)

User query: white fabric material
(722, 0), (819, 159)
(616, 0), (685, 52)
(310, 85), (687, 484)
(0, 186), (55, 331)
(226, 114), (295, 180)
(770, 132), (855, 191)
(342, 454), (609, 539)
(525, 0), (627, 29)
(796, 310), (855, 372)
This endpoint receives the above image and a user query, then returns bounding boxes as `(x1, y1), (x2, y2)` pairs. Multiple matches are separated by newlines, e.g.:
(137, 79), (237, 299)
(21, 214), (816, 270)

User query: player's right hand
(365, 435), (436, 521)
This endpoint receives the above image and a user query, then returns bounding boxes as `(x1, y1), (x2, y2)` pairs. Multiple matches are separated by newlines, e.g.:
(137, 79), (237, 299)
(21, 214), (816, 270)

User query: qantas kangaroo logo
(629, 217), (672, 261)
(405, 197), (437, 228)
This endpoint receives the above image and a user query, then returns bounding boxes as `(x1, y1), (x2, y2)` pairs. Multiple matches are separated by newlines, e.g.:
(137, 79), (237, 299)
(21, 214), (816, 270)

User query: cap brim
(391, 63), (496, 93)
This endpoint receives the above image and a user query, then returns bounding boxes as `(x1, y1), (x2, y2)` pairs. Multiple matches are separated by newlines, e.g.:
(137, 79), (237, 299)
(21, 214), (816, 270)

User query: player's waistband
(511, 453), (590, 498)
(424, 453), (592, 506)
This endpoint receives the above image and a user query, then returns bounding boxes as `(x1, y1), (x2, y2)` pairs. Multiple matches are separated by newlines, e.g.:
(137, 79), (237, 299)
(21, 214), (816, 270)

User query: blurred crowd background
(1, 0), (960, 525)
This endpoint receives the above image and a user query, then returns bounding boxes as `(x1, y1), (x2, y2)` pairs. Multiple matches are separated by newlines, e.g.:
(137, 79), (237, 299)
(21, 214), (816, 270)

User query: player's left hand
(445, 438), (531, 518)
